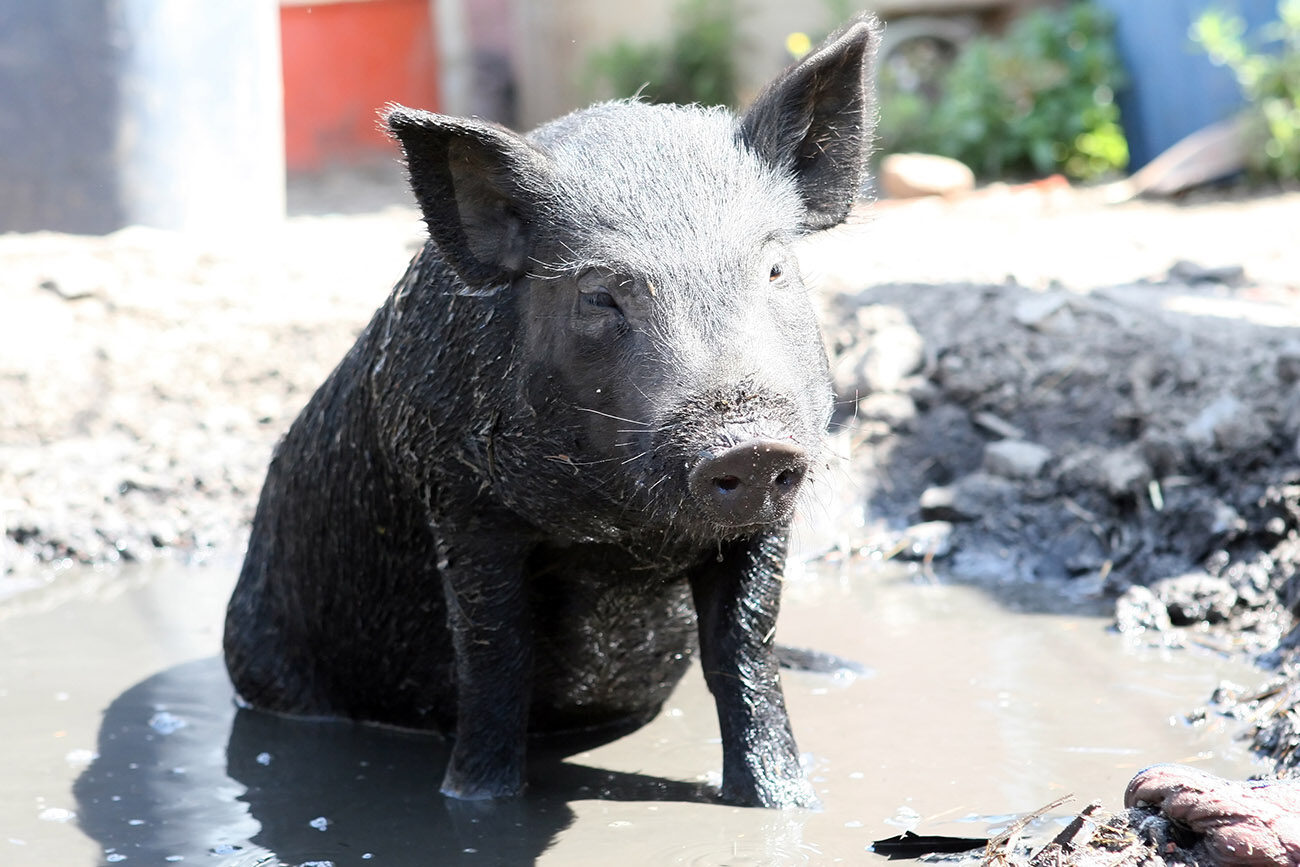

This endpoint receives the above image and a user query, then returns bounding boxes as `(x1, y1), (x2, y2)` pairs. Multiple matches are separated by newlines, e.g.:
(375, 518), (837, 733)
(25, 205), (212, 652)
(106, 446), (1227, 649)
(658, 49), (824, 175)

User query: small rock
(894, 521), (954, 560)
(834, 306), (925, 398)
(879, 153), (975, 199)
(856, 339), (924, 396)
(857, 392), (917, 429)
(920, 473), (1018, 522)
(1012, 292), (1070, 331)
(1114, 585), (1172, 634)
(982, 439), (1051, 480)
(1152, 573), (1238, 626)
(1284, 384), (1300, 434)
(1184, 394), (1272, 455)
(900, 375), (940, 409)
(1206, 499), (1247, 539)
(971, 411), (1024, 441)
(1277, 341), (1300, 384)
(1098, 448), (1150, 497)
(1139, 431), (1187, 477)
(919, 485), (959, 521)
(1215, 413), (1273, 455)
(1167, 260), (1246, 285)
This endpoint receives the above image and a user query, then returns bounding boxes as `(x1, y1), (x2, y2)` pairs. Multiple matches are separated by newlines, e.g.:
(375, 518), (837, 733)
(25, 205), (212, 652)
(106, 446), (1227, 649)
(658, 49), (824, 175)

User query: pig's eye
(582, 288), (622, 313)
(769, 264), (783, 282)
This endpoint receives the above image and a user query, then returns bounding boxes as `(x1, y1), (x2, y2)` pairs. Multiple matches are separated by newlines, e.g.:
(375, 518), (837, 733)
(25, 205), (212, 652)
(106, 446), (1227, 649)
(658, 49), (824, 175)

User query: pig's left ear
(385, 105), (554, 286)
(739, 14), (880, 231)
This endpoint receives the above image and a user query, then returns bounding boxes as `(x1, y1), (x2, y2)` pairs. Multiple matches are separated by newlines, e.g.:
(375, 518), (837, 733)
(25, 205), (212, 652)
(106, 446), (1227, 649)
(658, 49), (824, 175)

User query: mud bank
(826, 269), (1300, 648)
(0, 207), (426, 586)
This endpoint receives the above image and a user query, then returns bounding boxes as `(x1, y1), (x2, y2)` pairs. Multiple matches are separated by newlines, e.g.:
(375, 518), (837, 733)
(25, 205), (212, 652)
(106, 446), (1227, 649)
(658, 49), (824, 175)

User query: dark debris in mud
(815, 231), (1300, 864)
(916, 798), (1295, 867)
(1011, 804), (1217, 867)
(826, 272), (1300, 668)
(1210, 652), (1300, 778)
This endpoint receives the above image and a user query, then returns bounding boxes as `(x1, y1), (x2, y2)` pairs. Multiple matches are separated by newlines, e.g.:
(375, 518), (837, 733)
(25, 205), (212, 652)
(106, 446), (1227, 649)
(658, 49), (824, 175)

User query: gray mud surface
(5, 179), (1300, 864)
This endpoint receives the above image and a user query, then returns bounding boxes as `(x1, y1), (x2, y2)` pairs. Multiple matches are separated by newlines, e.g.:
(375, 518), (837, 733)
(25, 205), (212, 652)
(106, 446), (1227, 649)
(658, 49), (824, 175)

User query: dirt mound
(828, 273), (1300, 646)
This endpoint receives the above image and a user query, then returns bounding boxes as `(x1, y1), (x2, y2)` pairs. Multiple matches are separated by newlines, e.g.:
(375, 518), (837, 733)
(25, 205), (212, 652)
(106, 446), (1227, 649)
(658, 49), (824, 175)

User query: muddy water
(0, 558), (1265, 867)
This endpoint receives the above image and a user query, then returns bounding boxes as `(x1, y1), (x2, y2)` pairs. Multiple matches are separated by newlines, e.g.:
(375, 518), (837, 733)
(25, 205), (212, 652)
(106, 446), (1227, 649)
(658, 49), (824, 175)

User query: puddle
(0, 558), (1266, 866)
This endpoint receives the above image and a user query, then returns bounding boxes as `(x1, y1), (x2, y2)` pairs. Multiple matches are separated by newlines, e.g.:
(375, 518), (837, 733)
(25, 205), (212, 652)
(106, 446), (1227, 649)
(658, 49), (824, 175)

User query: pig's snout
(689, 439), (809, 527)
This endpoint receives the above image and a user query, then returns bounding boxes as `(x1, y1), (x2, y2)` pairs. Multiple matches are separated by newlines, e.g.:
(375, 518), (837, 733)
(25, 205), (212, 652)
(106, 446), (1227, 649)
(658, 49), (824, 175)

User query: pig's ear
(739, 15), (879, 231)
(385, 106), (553, 286)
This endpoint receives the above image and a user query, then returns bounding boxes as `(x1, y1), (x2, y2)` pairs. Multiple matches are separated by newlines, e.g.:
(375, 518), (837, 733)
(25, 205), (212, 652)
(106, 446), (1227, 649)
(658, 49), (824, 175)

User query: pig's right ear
(385, 106), (553, 286)
(739, 14), (879, 232)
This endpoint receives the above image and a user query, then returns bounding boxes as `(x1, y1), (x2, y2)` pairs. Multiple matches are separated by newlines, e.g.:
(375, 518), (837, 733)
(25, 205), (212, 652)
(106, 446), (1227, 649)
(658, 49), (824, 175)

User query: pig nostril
(713, 475), (742, 493)
(773, 468), (803, 489)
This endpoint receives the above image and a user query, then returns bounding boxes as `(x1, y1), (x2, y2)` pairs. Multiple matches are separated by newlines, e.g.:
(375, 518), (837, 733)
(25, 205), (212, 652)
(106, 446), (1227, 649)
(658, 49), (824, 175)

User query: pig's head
(387, 16), (878, 543)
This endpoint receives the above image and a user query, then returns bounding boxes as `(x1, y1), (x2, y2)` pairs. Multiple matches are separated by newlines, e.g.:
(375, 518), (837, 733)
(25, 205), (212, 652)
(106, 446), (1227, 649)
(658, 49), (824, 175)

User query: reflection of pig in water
(223, 16), (880, 808)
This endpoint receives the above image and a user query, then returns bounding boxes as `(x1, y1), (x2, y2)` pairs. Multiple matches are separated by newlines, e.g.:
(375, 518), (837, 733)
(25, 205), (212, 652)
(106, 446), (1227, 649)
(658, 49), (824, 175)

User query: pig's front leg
(433, 509), (535, 801)
(689, 529), (818, 809)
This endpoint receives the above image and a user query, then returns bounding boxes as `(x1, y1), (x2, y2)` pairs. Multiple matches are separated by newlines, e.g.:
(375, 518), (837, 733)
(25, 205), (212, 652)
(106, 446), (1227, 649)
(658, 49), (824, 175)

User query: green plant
(588, 0), (742, 108)
(1193, 0), (1300, 179)
(878, 2), (1129, 180)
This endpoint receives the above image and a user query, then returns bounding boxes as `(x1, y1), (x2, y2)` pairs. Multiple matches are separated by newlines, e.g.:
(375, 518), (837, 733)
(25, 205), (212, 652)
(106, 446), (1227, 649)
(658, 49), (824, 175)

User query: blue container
(1093, 0), (1279, 169)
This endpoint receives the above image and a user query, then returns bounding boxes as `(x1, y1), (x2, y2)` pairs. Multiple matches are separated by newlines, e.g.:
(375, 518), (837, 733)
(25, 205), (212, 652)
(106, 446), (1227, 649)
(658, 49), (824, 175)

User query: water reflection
(74, 656), (714, 866)
(34, 561), (1270, 865)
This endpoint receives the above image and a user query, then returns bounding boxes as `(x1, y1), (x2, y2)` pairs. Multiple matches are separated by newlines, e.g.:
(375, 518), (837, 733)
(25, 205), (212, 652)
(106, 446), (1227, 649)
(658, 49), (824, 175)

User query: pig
(223, 15), (879, 809)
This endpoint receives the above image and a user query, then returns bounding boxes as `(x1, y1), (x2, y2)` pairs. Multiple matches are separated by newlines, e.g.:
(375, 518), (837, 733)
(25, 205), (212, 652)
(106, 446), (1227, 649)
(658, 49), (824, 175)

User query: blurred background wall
(1093, 0), (1277, 168)
(500, 0), (1039, 129)
(0, 0), (1290, 235)
(0, 0), (284, 235)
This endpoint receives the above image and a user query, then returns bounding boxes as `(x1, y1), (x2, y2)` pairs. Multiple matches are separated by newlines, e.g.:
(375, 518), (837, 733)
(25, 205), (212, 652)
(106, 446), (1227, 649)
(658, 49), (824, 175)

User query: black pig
(224, 16), (878, 809)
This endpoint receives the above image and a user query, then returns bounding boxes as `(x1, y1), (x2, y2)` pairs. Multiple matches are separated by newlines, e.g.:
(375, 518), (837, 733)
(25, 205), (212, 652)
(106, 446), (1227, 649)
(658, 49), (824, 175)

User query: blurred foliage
(785, 0), (855, 60)
(878, 2), (1129, 180)
(588, 0), (741, 108)
(1193, 0), (1300, 179)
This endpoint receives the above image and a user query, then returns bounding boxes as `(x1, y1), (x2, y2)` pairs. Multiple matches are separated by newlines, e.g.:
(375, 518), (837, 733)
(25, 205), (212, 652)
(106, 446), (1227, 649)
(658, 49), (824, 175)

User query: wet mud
(5, 185), (1300, 863)
(0, 560), (1268, 865)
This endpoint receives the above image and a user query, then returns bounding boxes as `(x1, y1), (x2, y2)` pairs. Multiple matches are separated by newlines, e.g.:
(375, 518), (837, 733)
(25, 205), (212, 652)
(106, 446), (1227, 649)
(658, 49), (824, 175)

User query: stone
(1152, 573), (1238, 626)
(971, 411), (1024, 441)
(1114, 585), (1173, 634)
(919, 485), (959, 521)
(982, 439), (1051, 480)
(1012, 292), (1070, 331)
(878, 152), (975, 199)
(1277, 340), (1300, 384)
(1098, 448), (1151, 497)
(1167, 260), (1246, 285)
(832, 305), (926, 401)
(857, 392), (917, 429)
(894, 521), (954, 560)
(1185, 394), (1272, 455)
(921, 473), (1018, 522)
(1139, 430), (1187, 477)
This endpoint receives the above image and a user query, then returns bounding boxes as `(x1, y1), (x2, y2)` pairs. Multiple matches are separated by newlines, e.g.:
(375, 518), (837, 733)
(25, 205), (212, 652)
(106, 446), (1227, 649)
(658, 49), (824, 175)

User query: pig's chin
(689, 502), (800, 541)
(617, 468), (800, 543)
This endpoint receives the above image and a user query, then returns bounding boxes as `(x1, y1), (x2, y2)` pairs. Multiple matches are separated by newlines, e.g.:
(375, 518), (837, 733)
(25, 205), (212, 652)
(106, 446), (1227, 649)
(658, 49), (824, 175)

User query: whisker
(573, 406), (652, 426)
